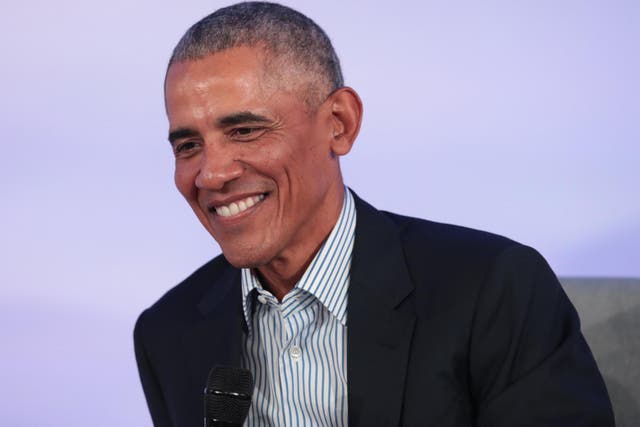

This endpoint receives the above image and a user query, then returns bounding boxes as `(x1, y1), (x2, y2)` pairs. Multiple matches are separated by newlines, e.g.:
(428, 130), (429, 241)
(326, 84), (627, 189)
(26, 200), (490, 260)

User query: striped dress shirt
(241, 189), (356, 426)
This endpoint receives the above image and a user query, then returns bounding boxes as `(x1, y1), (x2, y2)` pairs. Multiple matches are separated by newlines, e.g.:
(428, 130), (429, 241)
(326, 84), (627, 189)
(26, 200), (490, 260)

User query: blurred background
(1, 0), (638, 425)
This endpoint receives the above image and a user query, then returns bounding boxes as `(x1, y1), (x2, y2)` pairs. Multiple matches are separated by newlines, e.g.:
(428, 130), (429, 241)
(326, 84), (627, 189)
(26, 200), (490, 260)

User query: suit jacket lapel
(182, 263), (245, 391)
(348, 193), (416, 427)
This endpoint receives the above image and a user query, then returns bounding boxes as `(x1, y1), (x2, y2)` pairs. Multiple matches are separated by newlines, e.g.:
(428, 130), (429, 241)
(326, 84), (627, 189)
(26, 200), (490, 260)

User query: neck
(254, 237), (324, 301)
(257, 186), (345, 302)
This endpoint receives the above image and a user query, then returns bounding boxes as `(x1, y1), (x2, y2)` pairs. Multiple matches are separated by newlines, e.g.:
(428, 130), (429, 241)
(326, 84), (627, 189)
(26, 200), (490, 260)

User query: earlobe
(328, 87), (363, 156)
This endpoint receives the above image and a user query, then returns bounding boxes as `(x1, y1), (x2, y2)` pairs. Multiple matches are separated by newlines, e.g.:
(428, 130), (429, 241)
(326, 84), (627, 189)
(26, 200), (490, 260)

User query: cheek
(174, 163), (198, 200)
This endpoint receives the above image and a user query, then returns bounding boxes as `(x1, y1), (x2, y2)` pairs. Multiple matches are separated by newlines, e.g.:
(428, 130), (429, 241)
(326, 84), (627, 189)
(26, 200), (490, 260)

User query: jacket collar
(348, 192), (416, 427)
(182, 263), (244, 392)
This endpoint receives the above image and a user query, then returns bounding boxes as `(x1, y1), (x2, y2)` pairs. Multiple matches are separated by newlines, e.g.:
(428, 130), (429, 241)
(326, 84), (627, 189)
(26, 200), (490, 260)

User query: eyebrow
(167, 112), (272, 144)
(168, 127), (198, 145)
(217, 111), (271, 127)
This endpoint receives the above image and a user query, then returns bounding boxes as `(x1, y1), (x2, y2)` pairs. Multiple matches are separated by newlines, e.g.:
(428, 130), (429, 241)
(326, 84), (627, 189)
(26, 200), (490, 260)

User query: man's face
(164, 46), (344, 269)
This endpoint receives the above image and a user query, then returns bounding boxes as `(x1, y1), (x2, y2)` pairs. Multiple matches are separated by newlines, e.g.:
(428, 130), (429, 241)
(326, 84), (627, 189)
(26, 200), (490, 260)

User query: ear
(326, 87), (363, 156)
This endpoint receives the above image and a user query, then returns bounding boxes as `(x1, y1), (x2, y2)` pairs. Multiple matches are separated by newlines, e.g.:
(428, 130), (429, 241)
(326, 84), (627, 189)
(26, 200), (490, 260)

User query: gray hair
(169, 2), (344, 107)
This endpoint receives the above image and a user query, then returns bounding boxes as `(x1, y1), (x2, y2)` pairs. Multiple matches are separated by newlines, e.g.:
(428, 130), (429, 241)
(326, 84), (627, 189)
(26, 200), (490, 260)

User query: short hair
(169, 2), (344, 108)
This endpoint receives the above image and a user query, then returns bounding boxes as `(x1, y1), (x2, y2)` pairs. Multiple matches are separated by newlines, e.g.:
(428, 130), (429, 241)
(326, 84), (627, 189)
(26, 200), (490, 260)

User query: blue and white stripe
(240, 189), (356, 426)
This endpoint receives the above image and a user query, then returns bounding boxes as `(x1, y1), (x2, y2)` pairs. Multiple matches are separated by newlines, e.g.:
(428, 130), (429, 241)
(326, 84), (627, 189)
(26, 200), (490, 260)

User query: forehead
(164, 46), (316, 126)
(166, 47), (268, 103)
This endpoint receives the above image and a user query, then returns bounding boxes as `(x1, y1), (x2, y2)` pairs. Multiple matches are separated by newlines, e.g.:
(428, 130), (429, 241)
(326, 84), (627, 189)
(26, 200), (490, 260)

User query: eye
(235, 127), (255, 135)
(230, 126), (267, 141)
(173, 140), (199, 157)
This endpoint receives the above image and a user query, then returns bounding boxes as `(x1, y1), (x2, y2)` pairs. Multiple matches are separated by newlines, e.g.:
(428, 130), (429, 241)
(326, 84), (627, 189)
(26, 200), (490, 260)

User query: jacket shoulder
(136, 254), (234, 330)
(378, 210), (554, 296)
(382, 210), (521, 261)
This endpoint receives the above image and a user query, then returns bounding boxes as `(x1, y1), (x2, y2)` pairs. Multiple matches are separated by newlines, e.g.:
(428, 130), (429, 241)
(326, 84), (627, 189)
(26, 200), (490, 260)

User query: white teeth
(215, 194), (266, 217)
(229, 203), (239, 215)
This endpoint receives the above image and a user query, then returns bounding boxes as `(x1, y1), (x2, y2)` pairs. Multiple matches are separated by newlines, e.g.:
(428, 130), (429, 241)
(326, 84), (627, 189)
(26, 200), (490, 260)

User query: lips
(213, 194), (266, 217)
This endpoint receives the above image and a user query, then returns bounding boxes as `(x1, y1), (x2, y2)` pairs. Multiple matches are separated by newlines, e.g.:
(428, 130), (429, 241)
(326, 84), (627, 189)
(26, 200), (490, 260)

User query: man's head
(164, 2), (362, 274)
(168, 1), (343, 110)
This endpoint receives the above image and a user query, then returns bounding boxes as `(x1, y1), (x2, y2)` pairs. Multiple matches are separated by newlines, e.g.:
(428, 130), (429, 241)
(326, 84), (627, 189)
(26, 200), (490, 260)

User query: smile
(214, 194), (266, 217)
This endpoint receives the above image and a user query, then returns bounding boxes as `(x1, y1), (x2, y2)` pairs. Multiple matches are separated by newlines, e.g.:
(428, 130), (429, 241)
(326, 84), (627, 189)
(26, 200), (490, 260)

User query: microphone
(204, 366), (254, 427)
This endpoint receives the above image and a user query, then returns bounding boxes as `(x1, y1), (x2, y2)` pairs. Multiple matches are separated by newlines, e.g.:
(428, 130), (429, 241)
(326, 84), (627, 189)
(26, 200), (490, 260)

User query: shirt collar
(241, 188), (356, 330)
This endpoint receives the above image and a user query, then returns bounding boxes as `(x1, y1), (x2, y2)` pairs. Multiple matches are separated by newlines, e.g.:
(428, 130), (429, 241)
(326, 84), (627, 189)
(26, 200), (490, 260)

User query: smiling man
(165, 44), (359, 300)
(134, 2), (614, 426)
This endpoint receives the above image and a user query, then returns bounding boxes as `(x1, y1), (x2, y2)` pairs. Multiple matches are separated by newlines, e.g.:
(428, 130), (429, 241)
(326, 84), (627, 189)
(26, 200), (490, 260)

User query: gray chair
(561, 278), (640, 427)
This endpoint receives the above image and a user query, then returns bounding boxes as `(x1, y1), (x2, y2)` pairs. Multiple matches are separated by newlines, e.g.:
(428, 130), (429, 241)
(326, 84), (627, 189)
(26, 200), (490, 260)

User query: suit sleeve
(134, 311), (173, 427)
(469, 245), (615, 426)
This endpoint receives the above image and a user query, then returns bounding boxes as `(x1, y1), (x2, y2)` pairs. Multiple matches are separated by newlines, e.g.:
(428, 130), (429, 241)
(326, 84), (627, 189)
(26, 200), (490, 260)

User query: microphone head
(204, 366), (254, 425)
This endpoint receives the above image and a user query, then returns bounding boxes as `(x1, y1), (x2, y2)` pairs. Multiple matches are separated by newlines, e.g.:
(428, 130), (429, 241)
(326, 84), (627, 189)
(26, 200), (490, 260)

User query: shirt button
(257, 295), (267, 304)
(289, 345), (302, 361)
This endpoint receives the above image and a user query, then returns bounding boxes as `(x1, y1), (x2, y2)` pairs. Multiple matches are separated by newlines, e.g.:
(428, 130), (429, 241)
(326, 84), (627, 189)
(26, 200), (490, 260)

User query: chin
(220, 247), (271, 270)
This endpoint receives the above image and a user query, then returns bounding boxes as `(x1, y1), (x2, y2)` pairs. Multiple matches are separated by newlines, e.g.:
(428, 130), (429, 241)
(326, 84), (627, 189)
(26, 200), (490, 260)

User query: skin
(165, 45), (363, 300)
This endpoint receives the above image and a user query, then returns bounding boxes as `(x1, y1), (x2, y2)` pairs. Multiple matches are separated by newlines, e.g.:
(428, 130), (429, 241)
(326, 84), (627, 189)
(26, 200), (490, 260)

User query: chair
(561, 277), (640, 427)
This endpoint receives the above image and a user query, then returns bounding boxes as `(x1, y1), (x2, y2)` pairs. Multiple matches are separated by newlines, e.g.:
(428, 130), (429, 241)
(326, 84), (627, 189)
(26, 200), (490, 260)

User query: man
(134, 2), (614, 426)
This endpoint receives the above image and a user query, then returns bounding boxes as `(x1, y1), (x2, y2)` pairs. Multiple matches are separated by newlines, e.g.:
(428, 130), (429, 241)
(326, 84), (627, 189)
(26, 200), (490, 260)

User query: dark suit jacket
(134, 194), (614, 426)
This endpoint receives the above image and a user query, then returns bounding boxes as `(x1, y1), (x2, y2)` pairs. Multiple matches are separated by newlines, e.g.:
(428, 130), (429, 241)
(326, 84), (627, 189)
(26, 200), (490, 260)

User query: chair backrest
(561, 277), (640, 427)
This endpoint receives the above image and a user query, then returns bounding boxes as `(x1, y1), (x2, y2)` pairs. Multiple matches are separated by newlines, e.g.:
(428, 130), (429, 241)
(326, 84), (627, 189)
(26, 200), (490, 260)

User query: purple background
(1, 1), (638, 425)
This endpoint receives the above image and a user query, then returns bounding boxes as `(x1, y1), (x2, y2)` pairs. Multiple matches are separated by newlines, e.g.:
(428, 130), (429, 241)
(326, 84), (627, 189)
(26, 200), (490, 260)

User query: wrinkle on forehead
(164, 45), (328, 118)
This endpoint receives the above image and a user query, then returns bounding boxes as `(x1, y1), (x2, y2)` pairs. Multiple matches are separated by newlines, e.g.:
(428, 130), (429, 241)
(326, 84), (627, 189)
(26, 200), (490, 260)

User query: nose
(194, 143), (244, 191)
